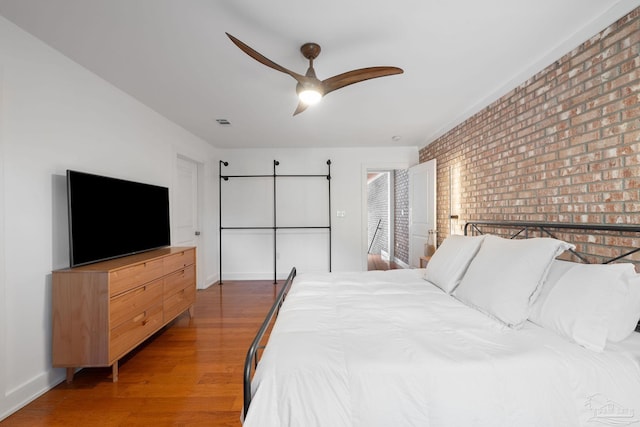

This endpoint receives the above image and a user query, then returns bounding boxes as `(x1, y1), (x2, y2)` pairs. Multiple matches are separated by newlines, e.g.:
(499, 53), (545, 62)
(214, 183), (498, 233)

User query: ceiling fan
(226, 33), (404, 115)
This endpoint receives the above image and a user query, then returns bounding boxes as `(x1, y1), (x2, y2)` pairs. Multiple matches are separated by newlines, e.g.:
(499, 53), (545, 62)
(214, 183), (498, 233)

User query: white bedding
(243, 269), (640, 427)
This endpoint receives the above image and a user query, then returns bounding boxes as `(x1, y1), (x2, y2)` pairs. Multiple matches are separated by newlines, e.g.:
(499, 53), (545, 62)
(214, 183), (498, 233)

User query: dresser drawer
(109, 303), (163, 361)
(110, 258), (164, 296)
(164, 249), (195, 274)
(164, 284), (196, 322)
(110, 279), (163, 329)
(164, 265), (195, 297)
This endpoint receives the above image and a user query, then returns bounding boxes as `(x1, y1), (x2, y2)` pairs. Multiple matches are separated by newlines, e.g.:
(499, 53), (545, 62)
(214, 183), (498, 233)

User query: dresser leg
(188, 305), (194, 317)
(112, 362), (119, 382)
(65, 367), (75, 383)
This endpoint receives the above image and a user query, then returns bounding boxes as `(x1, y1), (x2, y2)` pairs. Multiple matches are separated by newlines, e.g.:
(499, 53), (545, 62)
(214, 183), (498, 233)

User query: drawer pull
(129, 285), (147, 297)
(132, 311), (146, 323)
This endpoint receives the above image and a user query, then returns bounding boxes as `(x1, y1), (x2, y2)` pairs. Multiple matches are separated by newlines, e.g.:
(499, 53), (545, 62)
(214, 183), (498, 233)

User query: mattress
(243, 269), (640, 427)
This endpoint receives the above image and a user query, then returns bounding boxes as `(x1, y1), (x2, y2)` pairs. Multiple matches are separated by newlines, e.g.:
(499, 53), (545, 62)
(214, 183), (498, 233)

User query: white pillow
(529, 263), (636, 351)
(605, 268), (640, 342)
(423, 235), (485, 293)
(530, 259), (579, 317)
(453, 235), (574, 329)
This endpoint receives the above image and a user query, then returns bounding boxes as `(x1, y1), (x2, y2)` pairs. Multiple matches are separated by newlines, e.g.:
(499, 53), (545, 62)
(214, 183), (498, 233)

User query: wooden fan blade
(226, 33), (305, 82)
(322, 66), (403, 95)
(293, 102), (309, 116)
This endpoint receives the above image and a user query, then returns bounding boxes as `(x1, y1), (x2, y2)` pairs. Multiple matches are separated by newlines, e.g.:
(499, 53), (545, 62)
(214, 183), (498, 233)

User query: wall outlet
(336, 210), (346, 217)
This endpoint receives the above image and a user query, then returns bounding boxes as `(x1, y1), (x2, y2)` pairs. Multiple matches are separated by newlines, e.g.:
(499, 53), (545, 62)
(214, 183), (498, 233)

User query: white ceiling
(1, 0), (638, 149)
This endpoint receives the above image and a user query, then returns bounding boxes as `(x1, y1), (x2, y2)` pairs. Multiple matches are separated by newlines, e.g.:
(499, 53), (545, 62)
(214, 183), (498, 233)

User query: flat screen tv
(67, 170), (170, 267)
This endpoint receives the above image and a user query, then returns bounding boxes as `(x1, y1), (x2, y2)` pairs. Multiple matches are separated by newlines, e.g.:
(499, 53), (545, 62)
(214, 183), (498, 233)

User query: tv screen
(67, 170), (170, 267)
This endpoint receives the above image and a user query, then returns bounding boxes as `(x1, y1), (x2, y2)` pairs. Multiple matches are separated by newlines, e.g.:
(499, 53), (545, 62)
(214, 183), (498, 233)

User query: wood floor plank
(367, 253), (402, 270)
(1, 280), (280, 426)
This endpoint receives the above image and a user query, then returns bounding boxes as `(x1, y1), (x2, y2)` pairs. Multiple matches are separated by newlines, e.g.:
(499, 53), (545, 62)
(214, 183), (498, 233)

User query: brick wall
(419, 8), (640, 263)
(394, 169), (410, 263)
(367, 173), (389, 255)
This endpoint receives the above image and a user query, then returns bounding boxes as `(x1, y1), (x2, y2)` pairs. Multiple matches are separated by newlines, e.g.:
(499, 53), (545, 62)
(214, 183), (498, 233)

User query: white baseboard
(218, 272), (289, 282)
(202, 273), (219, 288)
(0, 369), (65, 422)
(393, 257), (411, 269)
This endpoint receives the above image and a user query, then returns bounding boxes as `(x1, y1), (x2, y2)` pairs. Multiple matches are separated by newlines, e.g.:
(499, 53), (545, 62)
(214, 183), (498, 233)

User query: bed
(242, 221), (640, 427)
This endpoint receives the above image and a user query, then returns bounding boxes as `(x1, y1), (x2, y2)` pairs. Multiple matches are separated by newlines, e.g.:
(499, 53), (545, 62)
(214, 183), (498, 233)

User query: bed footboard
(243, 266), (297, 418)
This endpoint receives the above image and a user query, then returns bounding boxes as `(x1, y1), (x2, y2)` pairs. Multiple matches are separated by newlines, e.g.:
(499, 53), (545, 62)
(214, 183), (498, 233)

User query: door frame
(366, 171), (394, 262)
(361, 162), (410, 271)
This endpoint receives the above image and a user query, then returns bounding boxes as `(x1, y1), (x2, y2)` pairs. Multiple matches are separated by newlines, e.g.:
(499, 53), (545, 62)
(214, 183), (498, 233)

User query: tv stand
(52, 247), (196, 382)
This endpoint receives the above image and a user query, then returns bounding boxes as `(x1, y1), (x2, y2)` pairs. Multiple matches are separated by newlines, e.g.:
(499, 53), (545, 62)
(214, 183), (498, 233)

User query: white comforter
(244, 269), (640, 427)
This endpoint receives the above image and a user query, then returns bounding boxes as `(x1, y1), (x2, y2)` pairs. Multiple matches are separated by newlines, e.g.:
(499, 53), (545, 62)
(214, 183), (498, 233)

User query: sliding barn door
(408, 159), (436, 268)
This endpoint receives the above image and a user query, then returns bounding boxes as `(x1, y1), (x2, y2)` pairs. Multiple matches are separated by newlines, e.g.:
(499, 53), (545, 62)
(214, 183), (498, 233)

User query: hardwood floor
(367, 253), (402, 270)
(2, 280), (283, 427)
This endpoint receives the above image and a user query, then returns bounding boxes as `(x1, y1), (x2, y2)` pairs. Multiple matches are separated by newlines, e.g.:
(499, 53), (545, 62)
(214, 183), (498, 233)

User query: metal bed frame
(242, 220), (640, 417)
(243, 267), (297, 417)
(464, 220), (640, 265)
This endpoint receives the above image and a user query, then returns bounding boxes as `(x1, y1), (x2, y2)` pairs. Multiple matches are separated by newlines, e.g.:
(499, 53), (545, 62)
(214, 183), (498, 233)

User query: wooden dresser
(52, 246), (196, 382)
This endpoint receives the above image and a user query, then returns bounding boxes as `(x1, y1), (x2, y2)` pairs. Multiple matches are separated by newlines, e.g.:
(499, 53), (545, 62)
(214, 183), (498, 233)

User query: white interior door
(174, 156), (202, 287)
(408, 159), (436, 268)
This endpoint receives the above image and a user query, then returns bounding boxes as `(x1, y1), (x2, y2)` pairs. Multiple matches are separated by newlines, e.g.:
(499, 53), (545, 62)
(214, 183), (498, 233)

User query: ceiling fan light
(298, 88), (323, 105)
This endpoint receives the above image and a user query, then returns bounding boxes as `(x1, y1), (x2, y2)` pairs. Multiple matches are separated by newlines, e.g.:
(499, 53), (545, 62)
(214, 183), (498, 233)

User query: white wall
(0, 17), (219, 420)
(219, 147), (418, 280)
